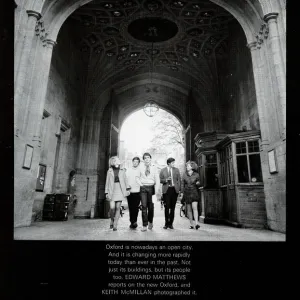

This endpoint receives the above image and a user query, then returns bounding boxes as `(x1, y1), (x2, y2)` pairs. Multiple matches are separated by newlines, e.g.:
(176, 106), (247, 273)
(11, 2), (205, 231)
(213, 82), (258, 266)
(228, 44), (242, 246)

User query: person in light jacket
(136, 152), (160, 232)
(105, 156), (130, 231)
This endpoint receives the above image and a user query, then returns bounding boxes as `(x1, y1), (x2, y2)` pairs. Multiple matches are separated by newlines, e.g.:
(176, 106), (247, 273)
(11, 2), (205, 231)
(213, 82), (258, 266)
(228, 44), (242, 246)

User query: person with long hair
(105, 156), (130, 231)
(180, 161), (201, 230)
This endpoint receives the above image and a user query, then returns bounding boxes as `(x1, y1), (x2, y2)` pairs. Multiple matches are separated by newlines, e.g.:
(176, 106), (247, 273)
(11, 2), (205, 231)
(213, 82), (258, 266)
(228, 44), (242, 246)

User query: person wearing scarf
(136, 152), (160, 232)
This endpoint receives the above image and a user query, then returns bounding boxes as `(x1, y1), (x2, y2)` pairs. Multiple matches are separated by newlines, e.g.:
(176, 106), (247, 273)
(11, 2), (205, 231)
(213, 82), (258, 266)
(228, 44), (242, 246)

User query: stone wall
(260, 141), (286, 232)
(31, 22), (85, 222)
(217, 20), (259, 133)
(216, 20), (286, 232)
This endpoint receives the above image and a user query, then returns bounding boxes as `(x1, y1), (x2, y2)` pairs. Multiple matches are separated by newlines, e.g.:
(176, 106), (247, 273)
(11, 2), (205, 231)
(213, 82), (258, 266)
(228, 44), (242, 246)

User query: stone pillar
(247, 42), (270, 148)
(248, 25), (286, 232)
(28, 38), (57, 148)
(14, 10), (41, 135)
(263, 13), (286, 140)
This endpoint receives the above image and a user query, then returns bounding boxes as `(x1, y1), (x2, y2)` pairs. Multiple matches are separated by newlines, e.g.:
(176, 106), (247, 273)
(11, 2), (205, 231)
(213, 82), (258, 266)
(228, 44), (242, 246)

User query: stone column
(263, 13), (286, 140)
(247, 42), (270, 148)
(29, 38), (57, 148)
(14, 10), (41, 135)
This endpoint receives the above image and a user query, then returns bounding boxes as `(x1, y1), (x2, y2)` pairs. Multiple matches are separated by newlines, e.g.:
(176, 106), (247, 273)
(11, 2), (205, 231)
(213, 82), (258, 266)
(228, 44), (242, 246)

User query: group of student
(105, 152), (201, 231)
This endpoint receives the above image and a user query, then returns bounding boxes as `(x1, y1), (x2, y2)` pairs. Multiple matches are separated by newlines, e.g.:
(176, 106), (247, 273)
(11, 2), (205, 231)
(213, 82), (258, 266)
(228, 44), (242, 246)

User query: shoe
(148, 223), (153, 230)
(168, 225), (174, 229)
(163, 225), (168, 229)
(110, 224), (113, 229)
(195, 224), (200, 230)
(129, 224), (134, 229)
(113, 227), (117, 231)
(141, 226), (147, 232)
(189, 226), (195, 229)
(133, 222), (138, 229)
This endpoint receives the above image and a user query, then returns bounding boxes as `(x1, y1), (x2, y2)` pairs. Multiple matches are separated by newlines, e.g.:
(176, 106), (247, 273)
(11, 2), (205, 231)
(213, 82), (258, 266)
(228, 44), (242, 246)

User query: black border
(2, 0), (294, 298)
(1, 0), (14, 297)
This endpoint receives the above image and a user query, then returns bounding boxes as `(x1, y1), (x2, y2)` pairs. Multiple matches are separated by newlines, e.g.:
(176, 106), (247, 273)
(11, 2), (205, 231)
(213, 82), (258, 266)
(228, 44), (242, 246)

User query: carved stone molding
(247, 41), (258, 51)
(26, 10), (41, 20)
(255, 22), (269, 49)
(42, 38), (57, 48)
(43, 109), (51, 119)
(120, 11), (186, 50)
(247, 22), (269, 50)
(263, 13), (279, 23)
(35, 19), (48, 41)
(61, 118), (71, 132)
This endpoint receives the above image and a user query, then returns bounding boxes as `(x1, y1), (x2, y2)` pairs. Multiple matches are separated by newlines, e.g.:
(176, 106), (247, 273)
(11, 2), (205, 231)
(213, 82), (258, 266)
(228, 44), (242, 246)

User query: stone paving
(14, 198), (285, 241)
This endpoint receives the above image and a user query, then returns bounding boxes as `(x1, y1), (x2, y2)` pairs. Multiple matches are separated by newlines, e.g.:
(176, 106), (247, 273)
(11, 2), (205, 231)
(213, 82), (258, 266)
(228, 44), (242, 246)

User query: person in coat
(159, 157), (181, 229)
(105, 156), (130, 231)
(180, 161), (201, 229)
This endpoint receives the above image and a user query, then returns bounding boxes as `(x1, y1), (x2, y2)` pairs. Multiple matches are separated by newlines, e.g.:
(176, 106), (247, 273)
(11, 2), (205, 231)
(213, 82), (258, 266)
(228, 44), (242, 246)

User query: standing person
(126, 157), (141, 229)
(105, 156), (131, 231)
(136, 152), (160, 232)
(180, 161), (201, 230)
(159, 158), (181, 229)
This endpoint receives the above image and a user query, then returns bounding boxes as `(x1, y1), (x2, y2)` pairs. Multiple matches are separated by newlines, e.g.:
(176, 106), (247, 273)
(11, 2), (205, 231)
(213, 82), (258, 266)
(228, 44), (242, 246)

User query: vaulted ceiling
(66, 0), (237, 88)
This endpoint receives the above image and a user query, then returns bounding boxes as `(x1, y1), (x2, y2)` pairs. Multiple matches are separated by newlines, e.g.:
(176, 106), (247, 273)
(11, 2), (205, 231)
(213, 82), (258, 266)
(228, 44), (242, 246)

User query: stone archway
(14, 0), (286, 232)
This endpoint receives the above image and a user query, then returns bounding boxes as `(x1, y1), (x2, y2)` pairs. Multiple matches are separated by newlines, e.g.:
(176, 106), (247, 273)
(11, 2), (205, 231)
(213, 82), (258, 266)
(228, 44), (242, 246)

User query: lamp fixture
(143, 40), (159, 117)
(144, 100), (159, 117)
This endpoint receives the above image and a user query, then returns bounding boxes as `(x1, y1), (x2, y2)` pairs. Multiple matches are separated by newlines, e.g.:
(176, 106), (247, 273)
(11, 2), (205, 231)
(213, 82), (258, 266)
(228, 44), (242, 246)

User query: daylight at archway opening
(119, 108), (185, 172)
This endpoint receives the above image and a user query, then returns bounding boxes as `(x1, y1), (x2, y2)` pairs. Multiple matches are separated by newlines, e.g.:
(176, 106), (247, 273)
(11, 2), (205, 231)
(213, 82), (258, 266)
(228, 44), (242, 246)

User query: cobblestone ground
(14, 197), (285, 241)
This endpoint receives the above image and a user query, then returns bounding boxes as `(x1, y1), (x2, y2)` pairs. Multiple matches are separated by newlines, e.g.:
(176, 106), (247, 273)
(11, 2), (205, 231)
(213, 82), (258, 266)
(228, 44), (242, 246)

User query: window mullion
(246, 142), (251, 182)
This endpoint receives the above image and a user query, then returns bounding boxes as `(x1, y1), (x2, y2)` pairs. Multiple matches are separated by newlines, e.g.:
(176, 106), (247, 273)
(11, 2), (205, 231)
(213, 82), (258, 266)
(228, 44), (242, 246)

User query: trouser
(163, 187), (178, 226)
(140, 185), (154, 227)
(127, 192), (141, 224)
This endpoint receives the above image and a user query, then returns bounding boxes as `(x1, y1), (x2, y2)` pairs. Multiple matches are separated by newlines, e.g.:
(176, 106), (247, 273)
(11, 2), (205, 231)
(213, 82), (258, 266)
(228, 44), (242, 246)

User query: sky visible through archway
(120, 109), (185, 170)
(120, 109), (156, 155)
